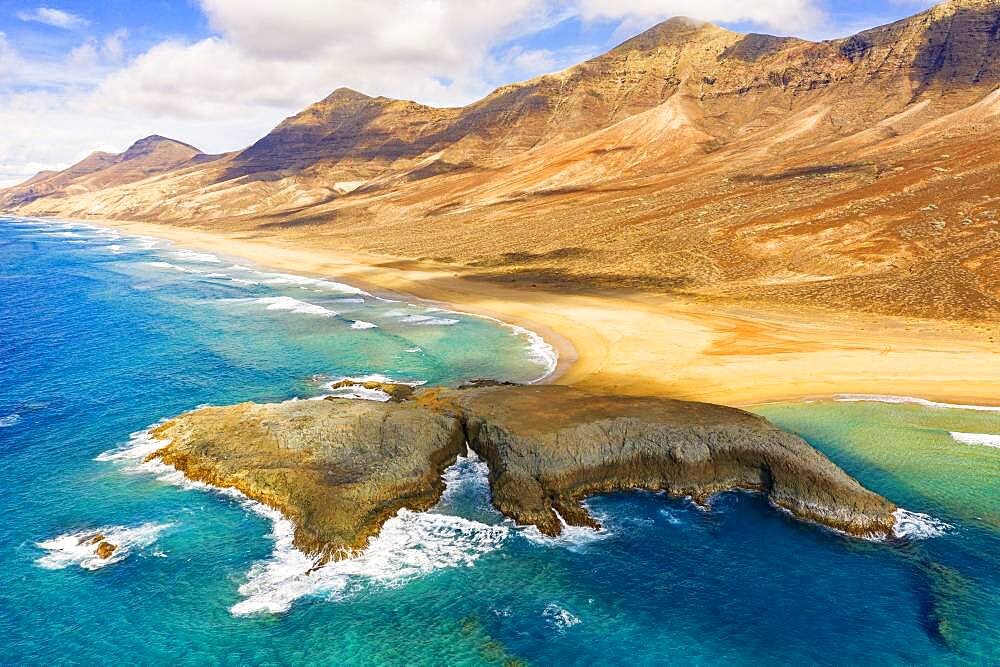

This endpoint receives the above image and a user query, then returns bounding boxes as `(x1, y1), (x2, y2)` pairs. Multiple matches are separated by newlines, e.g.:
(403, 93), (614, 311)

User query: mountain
(3, 0), (999, 320)
(1, 135), (203, 208)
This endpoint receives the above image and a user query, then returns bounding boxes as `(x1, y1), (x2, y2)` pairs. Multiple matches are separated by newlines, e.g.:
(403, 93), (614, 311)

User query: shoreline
(13, 214), (1000, 409)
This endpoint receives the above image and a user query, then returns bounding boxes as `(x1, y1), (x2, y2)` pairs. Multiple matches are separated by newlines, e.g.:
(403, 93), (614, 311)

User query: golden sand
(96, 220), (1000, 408)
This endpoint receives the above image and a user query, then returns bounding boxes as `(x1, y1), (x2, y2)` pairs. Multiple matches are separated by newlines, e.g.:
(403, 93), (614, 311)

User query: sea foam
(518, 506), (610, 551)
(227, 265), (368, 295)
(231, 507), (508, 616)
(234, 296), (337, 317)
(170, 249), (222, 264)
(835, 394), (1000, 413)
(950, 432), (1000, 449)
(35, 522), (172, 571)
(543, 603), (582, 632)
(0, 413), (21, 427)
(398, 314), (460, 326)
(892, 508), (951, 540)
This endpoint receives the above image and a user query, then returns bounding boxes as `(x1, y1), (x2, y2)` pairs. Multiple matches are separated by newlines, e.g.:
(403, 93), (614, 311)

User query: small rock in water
(95, 541), (118, 559)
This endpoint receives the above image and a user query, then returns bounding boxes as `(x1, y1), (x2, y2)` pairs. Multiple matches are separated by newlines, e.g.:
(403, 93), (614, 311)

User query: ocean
(1, 216), (997, 665)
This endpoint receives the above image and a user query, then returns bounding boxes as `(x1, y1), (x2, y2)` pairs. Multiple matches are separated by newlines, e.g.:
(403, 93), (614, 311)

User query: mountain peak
(122, 135), (200, 158)
(613, 16), (733, 52)
(321, 87), (372, 103)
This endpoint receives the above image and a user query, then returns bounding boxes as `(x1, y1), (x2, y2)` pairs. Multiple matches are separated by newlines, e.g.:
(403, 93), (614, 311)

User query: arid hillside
(4, 0), (999, 320)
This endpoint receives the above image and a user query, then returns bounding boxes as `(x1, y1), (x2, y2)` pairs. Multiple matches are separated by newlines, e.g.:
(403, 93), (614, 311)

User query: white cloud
(67, 29), (128, 69)
(16, 7), (88, 30)
(102, 29), (128, 63)
(67, 40), (98, 68)
(0, 33), (19, 80)
(574, 0), (824, 34)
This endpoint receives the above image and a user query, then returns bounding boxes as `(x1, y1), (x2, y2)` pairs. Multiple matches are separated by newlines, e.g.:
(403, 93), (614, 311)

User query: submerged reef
(149, 384), (897, 560)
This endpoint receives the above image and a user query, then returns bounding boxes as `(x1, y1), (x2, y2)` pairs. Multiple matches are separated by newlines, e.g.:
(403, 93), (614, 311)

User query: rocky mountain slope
(1, 135), (203, 208)
(3, 0), (999, 319)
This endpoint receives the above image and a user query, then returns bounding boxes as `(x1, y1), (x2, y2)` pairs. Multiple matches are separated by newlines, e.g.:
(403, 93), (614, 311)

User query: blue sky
(0, 0), (940, 185)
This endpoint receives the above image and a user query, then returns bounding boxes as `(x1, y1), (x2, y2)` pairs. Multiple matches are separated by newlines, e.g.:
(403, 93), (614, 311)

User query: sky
(0, 0), (941, 186)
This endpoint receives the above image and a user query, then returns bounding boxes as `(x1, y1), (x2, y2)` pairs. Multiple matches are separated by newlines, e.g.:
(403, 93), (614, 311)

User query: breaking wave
(950, 432), (1000, 449)
(232, 296), (337, 317)
(518, 506), (610, 551)
(398, 314), (460, 326)
(231, 508), (508, 616)
(35, 522), (172, 571)
(835, 394), (1000, 413)
(170, 249), (221, 264)
(892, 508), (951, 540)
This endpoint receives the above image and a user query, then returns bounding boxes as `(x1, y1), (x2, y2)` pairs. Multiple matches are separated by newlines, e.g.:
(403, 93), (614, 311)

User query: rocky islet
(147, 383), (898, 561)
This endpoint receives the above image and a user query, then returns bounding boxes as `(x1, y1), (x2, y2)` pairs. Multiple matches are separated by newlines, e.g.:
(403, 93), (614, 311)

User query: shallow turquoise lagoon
(1, 217), (997, 664)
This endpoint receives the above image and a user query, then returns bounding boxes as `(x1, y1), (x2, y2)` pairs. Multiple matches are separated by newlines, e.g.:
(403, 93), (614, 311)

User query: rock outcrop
(448, 385), (896, 537)
(148, 385), (897, 560)
(150, 398), (465, 560)
(80, 533), (118, 560)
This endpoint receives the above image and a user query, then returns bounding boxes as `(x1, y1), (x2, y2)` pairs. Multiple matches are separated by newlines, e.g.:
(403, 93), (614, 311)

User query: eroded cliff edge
(149, 385), (897, 560)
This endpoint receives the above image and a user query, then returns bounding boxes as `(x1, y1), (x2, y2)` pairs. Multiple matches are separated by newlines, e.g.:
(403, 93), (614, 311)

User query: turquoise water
(1, 217), (998, 664)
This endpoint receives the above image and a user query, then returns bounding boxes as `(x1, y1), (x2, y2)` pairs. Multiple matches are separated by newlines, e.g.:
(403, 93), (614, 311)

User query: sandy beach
(77, 219), (1000, 408)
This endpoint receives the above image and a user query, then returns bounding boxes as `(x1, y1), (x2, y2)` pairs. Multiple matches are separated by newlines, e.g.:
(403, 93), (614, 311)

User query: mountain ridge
(3, 0), (999, 320)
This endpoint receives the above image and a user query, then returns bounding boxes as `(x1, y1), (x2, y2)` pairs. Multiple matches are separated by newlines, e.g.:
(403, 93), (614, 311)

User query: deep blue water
(1, 217), (997, 665)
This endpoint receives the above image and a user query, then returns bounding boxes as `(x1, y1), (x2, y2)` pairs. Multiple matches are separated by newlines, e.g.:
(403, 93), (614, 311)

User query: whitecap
(35, 522), (173, 571)
(336, 297), (366, 304)
(518, 506), (610, 550)
(892, 508), (951, 540)
(231, 508), (508, 616)
(144, 261), (204, 274)
(0, 413), (20, 428)
(229, 296), (337, 317)
(543, 603), (581, 632)
(835, 394), (1000, 413)
(317, 374), (426, 401)
(129, 236), (161, 251)
(404, 347), (422, 353)
(170, 249), (222, 264)
(950, 432), (1000, 449)
(350, 320), (378, 330)
(225, 266), (368, 296)
(399, 314), (460, 326)
(321, 373), (427, 387)
(321, 386), (393, 402)
(95, 427), (170, 464)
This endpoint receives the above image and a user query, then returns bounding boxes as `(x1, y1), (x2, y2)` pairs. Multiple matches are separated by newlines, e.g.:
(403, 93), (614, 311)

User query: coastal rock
(323, 379), (416, 401)
(149, 399), (465, 560)
(95, 541), (117, 560)
(447, 385), (897, 538)
(147, 385), (897, 559)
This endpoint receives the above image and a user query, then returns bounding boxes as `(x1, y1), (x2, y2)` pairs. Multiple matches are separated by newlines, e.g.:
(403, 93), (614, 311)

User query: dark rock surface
(446, 385), (897, 537)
